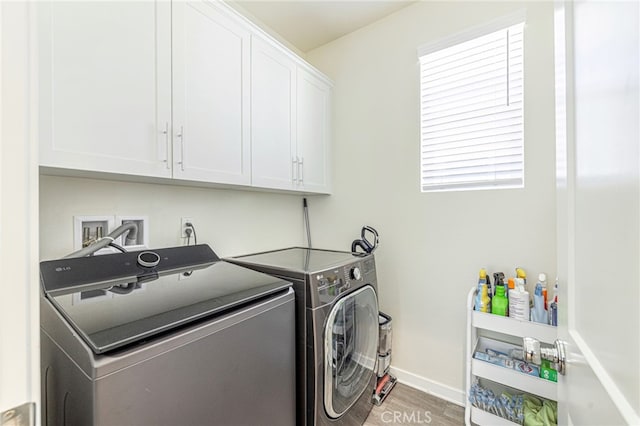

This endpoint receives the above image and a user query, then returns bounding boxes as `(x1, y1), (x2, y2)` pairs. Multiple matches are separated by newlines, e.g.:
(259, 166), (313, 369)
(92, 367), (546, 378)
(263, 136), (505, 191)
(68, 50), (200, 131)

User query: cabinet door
(251, 36), (296, 190)
(296, 68), (332, 194)
(38, 1), (172, 177)
(172, 2), (251, 184)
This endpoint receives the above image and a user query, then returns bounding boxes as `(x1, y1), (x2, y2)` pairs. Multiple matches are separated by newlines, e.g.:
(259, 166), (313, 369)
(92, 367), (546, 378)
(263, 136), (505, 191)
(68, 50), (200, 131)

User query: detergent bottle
(509, 277), (529, 320)
(531, 282), (549, 324)
(479, 283), (491, 313)
(474, 269), (491, 312)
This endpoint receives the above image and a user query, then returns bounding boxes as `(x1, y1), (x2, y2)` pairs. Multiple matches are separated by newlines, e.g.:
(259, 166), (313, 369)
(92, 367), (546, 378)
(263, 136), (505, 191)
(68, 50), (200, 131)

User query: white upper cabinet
(251, 37), (332, 194)
(172, 2), (251, 185)
(296, 68), (332, 193)
(38, 1), (332, 193)
(250, 36), (297, 191)
(38, 1), (172, 178)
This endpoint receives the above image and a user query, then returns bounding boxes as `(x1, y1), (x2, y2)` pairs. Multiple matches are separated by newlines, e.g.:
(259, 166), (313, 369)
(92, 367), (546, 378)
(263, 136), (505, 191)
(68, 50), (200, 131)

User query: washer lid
(40, 245), (291, 354)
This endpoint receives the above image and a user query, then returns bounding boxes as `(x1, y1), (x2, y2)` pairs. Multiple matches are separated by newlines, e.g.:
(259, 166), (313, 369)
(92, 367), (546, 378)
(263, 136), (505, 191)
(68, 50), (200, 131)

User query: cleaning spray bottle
(491, 285), (508, 316)
(493, 272), (505, 292)
(493, 272), (507, 315)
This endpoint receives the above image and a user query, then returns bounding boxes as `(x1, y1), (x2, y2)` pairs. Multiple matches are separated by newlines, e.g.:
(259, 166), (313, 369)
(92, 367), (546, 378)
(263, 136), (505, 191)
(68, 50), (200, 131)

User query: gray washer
(41, 245), (296, 426)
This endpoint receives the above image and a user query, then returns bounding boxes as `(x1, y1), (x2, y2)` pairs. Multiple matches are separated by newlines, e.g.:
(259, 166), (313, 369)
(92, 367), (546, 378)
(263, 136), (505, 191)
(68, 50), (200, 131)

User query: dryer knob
(350, 267), (362, 281)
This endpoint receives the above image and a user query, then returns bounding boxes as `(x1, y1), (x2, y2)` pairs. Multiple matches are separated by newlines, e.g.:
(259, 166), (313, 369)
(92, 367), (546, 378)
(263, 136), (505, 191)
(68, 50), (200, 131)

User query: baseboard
(388, 366), (466, 407)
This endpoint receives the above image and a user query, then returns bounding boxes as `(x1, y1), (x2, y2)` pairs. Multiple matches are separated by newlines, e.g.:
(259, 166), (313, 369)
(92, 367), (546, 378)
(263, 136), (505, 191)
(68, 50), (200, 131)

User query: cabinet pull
(299, 157), (304, 185)
(292, 157), (299, 184)
(162, 122), (170, 169)
(177, 125), (185, 171)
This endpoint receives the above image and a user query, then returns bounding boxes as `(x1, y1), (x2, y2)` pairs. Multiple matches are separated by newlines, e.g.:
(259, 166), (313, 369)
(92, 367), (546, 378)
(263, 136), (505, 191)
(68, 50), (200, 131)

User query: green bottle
(491, 285), (508, 316)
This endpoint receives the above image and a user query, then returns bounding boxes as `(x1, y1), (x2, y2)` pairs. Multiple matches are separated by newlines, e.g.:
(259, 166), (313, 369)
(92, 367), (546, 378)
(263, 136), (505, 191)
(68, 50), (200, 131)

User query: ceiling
(233, 1), (415, 53)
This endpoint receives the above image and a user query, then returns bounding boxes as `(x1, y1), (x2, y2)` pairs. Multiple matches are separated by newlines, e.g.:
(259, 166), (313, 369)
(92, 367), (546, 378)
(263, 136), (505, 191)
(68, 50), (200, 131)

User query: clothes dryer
(226, 247), (379, 426)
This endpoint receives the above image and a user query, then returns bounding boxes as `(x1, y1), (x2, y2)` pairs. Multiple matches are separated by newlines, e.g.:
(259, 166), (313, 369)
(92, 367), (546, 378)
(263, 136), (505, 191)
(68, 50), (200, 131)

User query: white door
(555, 1), (639, 424)
(0, 2), (40, 424)
(172, 1), (251, 185)
(38, 1), (172, 178)
(251, 36), (297, 190)
(296, 68), (332, 194)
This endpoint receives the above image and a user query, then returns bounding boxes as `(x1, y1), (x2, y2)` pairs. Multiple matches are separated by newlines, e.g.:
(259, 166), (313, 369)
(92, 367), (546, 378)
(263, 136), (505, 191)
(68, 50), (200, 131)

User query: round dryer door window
(324, 285), (378, 418)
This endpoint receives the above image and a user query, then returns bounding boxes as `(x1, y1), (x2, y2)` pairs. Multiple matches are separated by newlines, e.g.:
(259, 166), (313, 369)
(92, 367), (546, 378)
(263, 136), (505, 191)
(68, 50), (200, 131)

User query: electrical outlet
(181, 217), (193, 243)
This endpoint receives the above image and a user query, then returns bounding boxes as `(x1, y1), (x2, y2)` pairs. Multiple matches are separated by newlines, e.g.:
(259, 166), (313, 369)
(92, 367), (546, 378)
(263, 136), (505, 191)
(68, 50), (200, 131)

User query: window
(419, 15), (525, 192)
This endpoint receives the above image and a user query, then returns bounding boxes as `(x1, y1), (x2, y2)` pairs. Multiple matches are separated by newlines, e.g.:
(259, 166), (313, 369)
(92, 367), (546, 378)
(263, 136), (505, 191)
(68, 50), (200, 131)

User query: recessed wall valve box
(116, 216), (149, 249)
(73, 216), (115, 254)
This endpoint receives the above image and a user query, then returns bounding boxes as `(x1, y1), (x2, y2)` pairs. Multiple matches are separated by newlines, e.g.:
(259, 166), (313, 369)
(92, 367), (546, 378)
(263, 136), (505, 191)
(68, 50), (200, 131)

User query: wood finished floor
(364, 383), (465, 426)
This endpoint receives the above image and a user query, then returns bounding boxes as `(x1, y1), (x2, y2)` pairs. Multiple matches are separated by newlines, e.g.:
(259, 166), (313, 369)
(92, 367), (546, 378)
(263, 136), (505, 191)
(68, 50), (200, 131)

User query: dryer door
(324, 285), (378, 418)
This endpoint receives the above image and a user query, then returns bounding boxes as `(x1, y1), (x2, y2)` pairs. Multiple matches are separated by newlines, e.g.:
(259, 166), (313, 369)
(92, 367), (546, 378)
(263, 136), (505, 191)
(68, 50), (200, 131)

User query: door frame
(0, 1), (40, 424)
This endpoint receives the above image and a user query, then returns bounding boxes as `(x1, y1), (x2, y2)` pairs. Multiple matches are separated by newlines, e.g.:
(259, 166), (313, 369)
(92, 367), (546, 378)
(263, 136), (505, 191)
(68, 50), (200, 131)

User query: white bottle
(509, 277), (530, 321)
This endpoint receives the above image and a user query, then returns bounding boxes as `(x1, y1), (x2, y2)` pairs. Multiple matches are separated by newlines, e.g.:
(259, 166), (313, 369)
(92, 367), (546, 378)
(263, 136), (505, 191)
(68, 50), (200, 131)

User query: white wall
(306, 1), (557, 401)
(39, 175), (307, 260)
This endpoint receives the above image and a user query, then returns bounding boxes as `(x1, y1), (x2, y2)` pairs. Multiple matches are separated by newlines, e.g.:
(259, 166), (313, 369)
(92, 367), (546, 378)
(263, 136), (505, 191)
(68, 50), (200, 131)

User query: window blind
(419, 22), (524, 192)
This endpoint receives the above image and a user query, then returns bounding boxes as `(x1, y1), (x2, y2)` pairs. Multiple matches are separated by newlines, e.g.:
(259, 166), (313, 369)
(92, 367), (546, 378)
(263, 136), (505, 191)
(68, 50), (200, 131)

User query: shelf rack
(465, 287), (558, 425)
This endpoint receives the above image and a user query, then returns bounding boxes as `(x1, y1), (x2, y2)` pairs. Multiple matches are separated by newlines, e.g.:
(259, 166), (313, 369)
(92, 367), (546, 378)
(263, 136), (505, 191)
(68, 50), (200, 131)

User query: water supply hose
(64, 222), (138, 259)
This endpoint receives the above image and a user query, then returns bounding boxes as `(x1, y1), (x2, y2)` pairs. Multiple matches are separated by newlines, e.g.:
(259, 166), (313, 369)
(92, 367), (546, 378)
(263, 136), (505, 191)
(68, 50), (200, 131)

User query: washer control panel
(313, 260), (369, 305)
(40, 244), (218, 297)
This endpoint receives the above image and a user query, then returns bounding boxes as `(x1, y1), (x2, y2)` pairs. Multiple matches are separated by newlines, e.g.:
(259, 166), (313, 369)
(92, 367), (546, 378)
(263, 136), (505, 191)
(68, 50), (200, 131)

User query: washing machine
(226, 247), (379, 426)
(40, 244), (296, 426)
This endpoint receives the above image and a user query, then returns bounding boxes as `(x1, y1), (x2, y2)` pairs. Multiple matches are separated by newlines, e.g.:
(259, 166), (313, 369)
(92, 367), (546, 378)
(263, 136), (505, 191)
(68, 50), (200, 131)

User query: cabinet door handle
(299, 157), (304, 185)
(177, 126), (185, 171)
(162, 122), (170, 169)
(292, 157), (298, 184)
